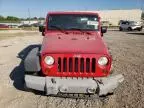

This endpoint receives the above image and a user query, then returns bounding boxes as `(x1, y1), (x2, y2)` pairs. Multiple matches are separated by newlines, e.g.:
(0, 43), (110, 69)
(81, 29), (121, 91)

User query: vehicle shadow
(9, 44), (41, 91)
(127, 32), (144, 35)
(107, 29), (119, 31)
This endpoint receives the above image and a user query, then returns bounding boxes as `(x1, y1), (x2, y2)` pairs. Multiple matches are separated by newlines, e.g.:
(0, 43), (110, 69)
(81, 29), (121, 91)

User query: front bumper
(25, 74), (124, 96)
(131, 26), (142, 30)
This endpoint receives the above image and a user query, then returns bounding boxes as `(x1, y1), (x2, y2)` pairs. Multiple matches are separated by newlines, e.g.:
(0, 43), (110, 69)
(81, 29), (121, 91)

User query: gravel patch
(0, 30), (144, 108)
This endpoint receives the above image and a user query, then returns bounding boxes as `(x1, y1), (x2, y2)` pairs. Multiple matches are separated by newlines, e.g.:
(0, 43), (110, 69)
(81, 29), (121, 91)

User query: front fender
(24, 47), (41, 72)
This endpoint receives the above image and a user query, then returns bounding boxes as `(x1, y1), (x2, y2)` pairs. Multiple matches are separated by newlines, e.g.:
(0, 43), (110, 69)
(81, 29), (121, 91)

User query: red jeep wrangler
(24, 12), (124, 98)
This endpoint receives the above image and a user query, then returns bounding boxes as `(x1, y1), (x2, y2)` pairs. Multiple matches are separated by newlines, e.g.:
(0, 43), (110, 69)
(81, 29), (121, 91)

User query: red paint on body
(40, 12), (112, 77)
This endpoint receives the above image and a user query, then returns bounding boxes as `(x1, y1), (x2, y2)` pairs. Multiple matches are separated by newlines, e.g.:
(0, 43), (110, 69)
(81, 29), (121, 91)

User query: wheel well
(24, 47), (41, 72)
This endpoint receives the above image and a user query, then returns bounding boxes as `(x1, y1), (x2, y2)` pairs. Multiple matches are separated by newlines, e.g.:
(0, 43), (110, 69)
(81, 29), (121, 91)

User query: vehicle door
(124, 21), (130, 29)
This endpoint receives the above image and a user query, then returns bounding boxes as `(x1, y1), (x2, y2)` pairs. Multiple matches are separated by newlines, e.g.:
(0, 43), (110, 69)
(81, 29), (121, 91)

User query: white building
(78, 9), (142, 26)
(92, 9), (142, 26)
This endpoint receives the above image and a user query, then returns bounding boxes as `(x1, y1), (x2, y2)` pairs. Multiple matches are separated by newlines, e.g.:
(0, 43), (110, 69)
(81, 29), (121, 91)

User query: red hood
(41, 32), (108, 54)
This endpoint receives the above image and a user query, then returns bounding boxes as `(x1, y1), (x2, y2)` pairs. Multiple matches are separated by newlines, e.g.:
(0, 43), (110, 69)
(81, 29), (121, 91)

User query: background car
(119, 20), (143, 31)
(0, 24), (9, 28)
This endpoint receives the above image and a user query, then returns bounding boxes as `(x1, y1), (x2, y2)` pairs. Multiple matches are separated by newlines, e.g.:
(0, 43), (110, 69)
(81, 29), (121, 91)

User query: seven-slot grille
(58, 57), (96, 73)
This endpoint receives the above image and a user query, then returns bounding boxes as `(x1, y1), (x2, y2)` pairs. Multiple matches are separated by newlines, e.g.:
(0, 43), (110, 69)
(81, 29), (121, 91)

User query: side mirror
(39, 25), (45, 36)
(101, 27), (107, 34)
(39, 25), (45, 32)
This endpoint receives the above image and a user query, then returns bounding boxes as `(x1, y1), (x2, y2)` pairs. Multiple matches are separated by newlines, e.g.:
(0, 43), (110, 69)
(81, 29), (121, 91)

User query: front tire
(138, 27), (142, 31)
(119, 27), (123, 31)
(128, 27), (132, 31)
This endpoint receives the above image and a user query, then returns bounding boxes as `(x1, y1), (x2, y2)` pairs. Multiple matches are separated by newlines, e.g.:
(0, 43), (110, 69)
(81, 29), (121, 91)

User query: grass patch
(0, 27), (38, 31)
(0, 28), (21, 30)
(21, 27), (38, 31)
(0, 21), (20, 23)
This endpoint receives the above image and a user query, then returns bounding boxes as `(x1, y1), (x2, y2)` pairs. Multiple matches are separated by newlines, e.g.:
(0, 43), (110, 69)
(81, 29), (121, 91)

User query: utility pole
(141, 0), (144, 10)
(137, 0), (139, 9)
(137, 0), (143, 10)
(28, 8), (31, 25)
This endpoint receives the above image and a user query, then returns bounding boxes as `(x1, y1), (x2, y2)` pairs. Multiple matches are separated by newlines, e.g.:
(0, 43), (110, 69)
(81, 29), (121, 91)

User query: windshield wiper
(68, 27), (91, 35)
(50, 25), (68, 34)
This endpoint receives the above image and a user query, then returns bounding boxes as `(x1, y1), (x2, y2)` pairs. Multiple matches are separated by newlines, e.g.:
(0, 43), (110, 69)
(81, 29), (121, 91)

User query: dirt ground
(0, 30), (144, 108)
(0, 30), (38, 40)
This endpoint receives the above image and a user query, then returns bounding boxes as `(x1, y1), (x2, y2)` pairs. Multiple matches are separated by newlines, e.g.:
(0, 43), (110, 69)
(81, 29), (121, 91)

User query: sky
(0, 0), (143, 18)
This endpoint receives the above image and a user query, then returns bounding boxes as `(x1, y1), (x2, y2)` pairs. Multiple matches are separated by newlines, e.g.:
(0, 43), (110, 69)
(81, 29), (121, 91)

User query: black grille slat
(86, 58), (90, 72)
(58, 57), (96, 73)
(92, 58), (96, 72)
(58, 58), (61, 72)
(75, 58), (79, 72)
(80, 58), (84, 72)
(69, 58), (73, 72)
(63, 58), (67, 72)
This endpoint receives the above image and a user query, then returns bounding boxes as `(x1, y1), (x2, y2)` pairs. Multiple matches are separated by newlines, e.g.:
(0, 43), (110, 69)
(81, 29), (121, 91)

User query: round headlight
(44, 56), (54, 65)
(98, 57), (108, 66)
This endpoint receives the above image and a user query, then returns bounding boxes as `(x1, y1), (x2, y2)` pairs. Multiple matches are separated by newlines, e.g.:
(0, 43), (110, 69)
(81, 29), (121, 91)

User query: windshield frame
(46, 13), (100, 32)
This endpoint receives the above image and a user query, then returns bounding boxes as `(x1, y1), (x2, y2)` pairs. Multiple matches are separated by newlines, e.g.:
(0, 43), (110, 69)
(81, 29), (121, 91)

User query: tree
(6, 16), (20, 21)
(0, 15), (5, 21)
(38, 17), (45, 20)
(33, 17), (37, 20)
(0, 15), (20, 22)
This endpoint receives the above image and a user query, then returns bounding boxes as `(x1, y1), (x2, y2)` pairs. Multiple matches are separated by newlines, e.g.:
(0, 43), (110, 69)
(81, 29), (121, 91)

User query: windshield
(48, 14), (99, 31)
